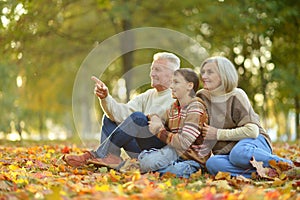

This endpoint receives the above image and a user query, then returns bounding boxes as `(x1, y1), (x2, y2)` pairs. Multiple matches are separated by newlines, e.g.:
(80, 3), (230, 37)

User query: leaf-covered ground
(0, 141), (299, 200)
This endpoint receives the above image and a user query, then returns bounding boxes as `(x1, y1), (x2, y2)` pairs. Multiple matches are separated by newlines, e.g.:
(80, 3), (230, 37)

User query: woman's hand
(202, 123), (218, 140)
(148, 115), (163, 134)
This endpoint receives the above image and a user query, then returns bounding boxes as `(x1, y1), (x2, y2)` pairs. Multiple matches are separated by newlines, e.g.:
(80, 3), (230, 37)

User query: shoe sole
(87, 160), (125, 170)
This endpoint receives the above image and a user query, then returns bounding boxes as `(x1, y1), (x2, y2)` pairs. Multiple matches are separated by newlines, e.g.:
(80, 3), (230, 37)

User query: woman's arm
(203, 123), (259, 141)
(217, 123), (259, 140)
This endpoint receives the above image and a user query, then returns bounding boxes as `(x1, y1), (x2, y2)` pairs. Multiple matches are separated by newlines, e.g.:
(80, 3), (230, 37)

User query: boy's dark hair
(174, 68), (199, 97)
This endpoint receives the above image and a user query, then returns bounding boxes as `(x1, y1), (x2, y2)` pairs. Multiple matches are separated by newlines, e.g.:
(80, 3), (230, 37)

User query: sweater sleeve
(217, 123), (259, 141)
(156, 102), (206, 152)
(100, 92), (146, 124)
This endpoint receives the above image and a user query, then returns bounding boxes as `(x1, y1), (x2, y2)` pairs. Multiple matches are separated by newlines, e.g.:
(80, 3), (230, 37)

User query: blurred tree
(0, 0), (202, 139)
(0, 0), (298, 141)
(185, 0), (299, 140)
(270, 0), (300, 140)
(0, 61), (18, 135)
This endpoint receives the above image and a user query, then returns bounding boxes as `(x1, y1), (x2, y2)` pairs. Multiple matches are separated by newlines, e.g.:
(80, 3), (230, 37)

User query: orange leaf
(61, 146), (70, 154)
(215, 171), (231, 180)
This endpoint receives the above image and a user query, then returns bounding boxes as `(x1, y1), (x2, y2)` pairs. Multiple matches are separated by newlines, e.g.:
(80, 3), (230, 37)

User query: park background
(0, 0), (299, 144)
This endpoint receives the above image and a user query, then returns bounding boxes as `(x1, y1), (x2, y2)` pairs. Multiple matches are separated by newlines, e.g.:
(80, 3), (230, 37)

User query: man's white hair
(153, 52), (180, 71)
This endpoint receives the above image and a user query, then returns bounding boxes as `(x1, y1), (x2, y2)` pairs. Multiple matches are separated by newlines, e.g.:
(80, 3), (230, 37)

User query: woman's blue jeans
(94, 112), (165, 158)
(206, 134), (293, 178)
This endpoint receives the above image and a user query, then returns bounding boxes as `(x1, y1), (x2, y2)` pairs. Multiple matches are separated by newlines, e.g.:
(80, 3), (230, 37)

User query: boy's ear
(188, 82), (194, 90)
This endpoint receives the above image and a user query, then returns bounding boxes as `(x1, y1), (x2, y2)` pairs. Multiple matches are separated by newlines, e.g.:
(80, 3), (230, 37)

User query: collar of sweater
(157, 88), (172, 96)
(203, 86), (237, 103)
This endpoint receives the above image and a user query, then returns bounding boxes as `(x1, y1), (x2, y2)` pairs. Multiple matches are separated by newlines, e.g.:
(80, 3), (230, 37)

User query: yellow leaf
(215, 171), (231, 180)
(210, 180), (232, 191)
(45, 185), (62, 200)
(95, 184), (110, 192)
(26, 160), (33, 167)
(157, 180), (172, 190)
(272, 178), (286, 187)
(48, 149), (55, 154)
(8, 164), (20, 171)
(165, 179), (172, 187)
(15, 178), (29, 185)
(109, 169), (122, 182)
(45, 153), (52, 159)
(131, 171), (141, 182)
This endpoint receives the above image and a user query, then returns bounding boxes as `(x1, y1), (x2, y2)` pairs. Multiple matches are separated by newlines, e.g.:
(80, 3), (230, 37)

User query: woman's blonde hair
(200, 56), (238, 92)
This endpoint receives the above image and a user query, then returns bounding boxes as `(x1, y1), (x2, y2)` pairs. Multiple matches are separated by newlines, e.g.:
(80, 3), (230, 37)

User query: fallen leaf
(215, 171), (231, 180)
(250, 156), (270, 178)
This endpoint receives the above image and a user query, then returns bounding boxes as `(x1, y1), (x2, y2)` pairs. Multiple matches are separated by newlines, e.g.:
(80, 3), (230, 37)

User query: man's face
(150, 59), (173, 92)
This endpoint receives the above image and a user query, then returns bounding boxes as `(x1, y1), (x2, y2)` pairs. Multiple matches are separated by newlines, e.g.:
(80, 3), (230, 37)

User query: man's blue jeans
(94, 112), (165, 158)
(206, 134), (293, 178)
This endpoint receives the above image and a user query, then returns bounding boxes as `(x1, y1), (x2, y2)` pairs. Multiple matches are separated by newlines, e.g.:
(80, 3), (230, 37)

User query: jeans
(206, 134), (293, 178)
(157, 159), (201, 178)
(138, 146), (202, 178)
(94, 112), (165, 158)
(138, 146), (179, 172)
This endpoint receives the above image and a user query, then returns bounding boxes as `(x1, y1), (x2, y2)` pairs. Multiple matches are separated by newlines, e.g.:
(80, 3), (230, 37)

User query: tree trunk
(260, 66), (268, 129)
(39, 111), (44, 140)
(120, 19), (134, 102)
(16, 121), (23, 141)
(295, 95), (300, 140)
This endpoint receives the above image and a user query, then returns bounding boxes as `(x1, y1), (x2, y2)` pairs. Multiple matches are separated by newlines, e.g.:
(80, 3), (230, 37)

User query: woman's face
(170, 72), (192, 100)
(200, 62), (222, 91)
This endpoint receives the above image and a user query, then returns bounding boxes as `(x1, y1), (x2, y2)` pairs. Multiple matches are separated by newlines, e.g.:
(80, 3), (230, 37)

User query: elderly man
(63, 52), (180, 168)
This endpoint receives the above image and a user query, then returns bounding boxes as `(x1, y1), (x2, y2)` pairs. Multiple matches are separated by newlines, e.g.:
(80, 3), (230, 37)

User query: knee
(138, 150), (167, 173)
(206, 157), (221, 175)
(229, 145), (253, 166)
(101, 115), (117, 138)
(130, 112), (148, 126)
(102, 115), (113, 125)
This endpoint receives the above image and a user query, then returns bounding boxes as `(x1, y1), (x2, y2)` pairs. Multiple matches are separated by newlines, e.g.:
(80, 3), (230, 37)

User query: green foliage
(0, 0), (299, 139)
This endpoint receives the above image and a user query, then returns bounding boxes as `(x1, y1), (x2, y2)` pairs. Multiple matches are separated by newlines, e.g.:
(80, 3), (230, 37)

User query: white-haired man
(63, 52), (180, 168)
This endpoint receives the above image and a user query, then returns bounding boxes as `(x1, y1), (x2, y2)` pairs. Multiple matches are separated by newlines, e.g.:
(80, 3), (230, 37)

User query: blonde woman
(197, 56), (293, 178)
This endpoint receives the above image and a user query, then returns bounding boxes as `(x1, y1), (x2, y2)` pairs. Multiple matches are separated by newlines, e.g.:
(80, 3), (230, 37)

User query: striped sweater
(155, 97), (211, 165)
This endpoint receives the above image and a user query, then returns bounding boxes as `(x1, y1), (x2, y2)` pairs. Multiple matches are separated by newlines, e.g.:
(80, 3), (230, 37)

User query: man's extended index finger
(91, 76), (102, 84)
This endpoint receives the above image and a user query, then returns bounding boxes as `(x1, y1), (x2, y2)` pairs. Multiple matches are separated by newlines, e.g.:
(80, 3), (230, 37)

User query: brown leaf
(250, 156), (270, 178)
(0, 180), (10, 191)
(285, 167), (300, 179)
(269, 159), (292, 172)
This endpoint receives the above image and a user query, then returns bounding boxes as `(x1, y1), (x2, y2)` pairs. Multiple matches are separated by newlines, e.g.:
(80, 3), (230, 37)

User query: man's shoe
(87, 153), (123, 169)
(63, 151), (95, 167)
